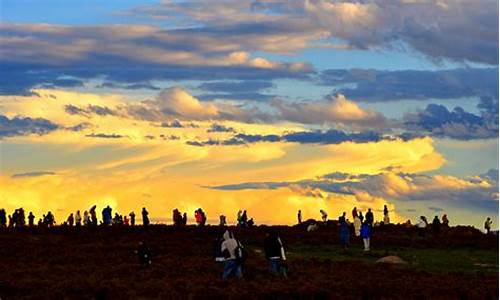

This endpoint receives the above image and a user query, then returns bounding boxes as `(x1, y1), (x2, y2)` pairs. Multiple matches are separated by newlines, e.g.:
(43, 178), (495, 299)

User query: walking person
(264, 229), (287, 278)
(221, 230), (244, 280)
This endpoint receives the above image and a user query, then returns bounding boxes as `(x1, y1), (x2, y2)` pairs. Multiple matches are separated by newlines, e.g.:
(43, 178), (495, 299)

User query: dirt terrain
(0, 223), (497, 299)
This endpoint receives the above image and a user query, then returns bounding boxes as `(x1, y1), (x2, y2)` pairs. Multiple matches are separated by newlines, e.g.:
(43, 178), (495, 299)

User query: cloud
(85, 133), (126, 139)
(64, 104), (118, 118)
(207, 123), (236, 133)
(319, 68), (499, 102)
(428, 206), (443, 212)
(270, 94), (390, 129)
(404, 101), (498, 140)
(209, 170), (499, 209)
(0, 115), (59, 138)
(11, 171), (56, 178)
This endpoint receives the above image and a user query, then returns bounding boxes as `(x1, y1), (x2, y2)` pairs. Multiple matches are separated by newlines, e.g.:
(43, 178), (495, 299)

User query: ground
(0, 223), (497, 299)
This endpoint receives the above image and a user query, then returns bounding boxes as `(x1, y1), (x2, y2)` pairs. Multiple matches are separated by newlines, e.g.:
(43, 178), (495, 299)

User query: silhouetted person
(83, 210), (90, 226)
(135, 241), (152, 266)
(142, 208), (149, 226)
(383, 205), (390, 224)
(418, 216), (428, 237)
(339, 217), (350, 250)
(45, 211), (55, 227)
(365, 209), (374, 226)
(75, 210), (82, 228)
(339, 212), (346, 223)
(124, 216), (129, 225)
(0, 209), (6, 227)
(173, 209), (182, 226)
(129, 211), (136, 226)
(37, 218), (43, 226)
(485, 217), (492, 234)
(219, 215), (226, 226)
(89, 205), (97, 226)
(354, 214), (361, 237)
(320, 210), (328, 222)
(182, 212), (187, 225)
(352, 207), (357, 220)
(432, 216), (441, 234)
(237, 210), (242, 226)
(297, 210), (302, 224)
(28, 212), (35, 227)
(102, 206), (112, 225)
(195, 209), (202, 226)
(442, 214), (449, 227)
(264, 229), (287, 278)
(67, 213), (74, 227)
(358, 211), (364, 222)
(247, 218), (254, 227)
(241, 210), (248, 227)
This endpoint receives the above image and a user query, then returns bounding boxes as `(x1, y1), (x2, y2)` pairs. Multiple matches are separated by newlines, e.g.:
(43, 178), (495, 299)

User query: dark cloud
(64, 104), (118, 118)
(187, 129), (389, 146)
(85, 133), (126, 139)
(65, 122), (93, 132)
(428, 206), (444, 212)
(11, 171), (56, 178)
(319, 68), (498, 102)
(207, 123), (236, 133)
(97, 82), (161, 90)
(404, 100), (498, 140)
(197, 80), (275, 102)
(0, 115), (59, 138)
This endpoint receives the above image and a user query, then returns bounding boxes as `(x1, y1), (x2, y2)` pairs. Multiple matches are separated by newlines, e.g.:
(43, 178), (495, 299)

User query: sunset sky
(0, 0), (498, 228)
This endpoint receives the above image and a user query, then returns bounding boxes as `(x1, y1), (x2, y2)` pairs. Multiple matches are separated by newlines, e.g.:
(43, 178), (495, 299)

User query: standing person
(383, 205), (390, 225)
(195, 209), (202, 226)
(83, 211), (90, 226)
(264, 229), (287, 278)
(219, 215), (227, 227)
(353, 214), (362, 237)
(237, 210), (242, 226)
(418, 216), (428, 237)
(361, 221), (371, 251)
(123, 216), (129, 225)
(129, 211), (136, 226)
(46, 211), (55, 227)
(442, 214), (449, 227)
(75, 210), (82, 228)
(221, 230), (244, 280)
(241, 210), (248, 227)
(297, 210), (302, 224)
(339, 212), (346, 223)
(365, 209), (374, 226)
(89, 205), (97, 226)
(142, 208), (150, 226)
(200, 209), (207, 226)
(484, 217), (493, 234)
(67, 213), (74, 227)
(182, 212), (187, 225)
(358, 211), (364, 223)
(352, 207), (358, 220)
(432, 216), (441, 234)
(0, 209), (6, 227)
(339, 218), (350, 250)
(320, 210), (328, 223)
(28, 212), (35, 227)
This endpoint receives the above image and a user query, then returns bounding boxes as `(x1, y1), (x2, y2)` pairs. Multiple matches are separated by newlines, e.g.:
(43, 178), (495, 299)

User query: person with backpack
(221, 230), (244, 280)
(360, 221), (372, 251)
(264, 229), (287, 278)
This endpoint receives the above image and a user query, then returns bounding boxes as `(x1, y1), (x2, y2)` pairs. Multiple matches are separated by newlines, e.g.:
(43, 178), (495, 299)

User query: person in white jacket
(83, 210), (90, 226)
(418, 216), (428, 237)
(221, 230), (243, 280)
(353, 215), (362, 237)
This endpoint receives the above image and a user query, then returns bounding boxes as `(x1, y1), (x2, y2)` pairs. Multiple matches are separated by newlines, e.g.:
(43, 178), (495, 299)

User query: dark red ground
(0, 224), (497, 299)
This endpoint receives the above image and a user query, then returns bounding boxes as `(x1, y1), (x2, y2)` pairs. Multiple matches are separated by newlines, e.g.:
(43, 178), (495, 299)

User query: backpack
(235, 241), (247, 264)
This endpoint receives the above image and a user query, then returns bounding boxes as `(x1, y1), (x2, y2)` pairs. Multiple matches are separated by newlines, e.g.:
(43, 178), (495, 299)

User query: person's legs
(223, 260), (239, 280)
(363, 238), (370, 251)
(269, 259), (279, 275)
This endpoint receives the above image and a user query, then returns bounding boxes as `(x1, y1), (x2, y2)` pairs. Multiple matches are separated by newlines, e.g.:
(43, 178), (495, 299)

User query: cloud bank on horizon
(0, 0), (498, 228)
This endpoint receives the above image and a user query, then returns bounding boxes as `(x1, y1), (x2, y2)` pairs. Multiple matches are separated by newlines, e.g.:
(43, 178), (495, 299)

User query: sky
(0, 0), (498, 229)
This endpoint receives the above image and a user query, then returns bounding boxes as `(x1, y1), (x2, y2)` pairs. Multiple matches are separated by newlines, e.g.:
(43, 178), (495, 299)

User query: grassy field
(0, 224), (497, 299)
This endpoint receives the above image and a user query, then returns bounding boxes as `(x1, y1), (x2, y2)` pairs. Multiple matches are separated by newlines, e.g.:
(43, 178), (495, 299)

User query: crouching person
(221, 230), (244, 280)
(264, 229), (287, 278)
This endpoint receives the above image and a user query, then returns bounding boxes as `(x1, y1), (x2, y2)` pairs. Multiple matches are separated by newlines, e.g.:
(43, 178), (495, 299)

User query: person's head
(434, 216), (438, 219)
(342, 212), (346, 216)
(487, 217), (491, 220)
(368, 208), (372, 212)
(223, 230), (234, 240)
(299, 210), (301, 213)
(420, 216), (425, 220)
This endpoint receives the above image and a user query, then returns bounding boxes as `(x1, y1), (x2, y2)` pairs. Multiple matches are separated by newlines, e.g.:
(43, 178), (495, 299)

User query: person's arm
(278, 237), (286, 260)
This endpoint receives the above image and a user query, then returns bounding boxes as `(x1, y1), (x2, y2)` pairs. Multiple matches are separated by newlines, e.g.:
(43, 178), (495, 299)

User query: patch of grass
(286, 244), (498, 274)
